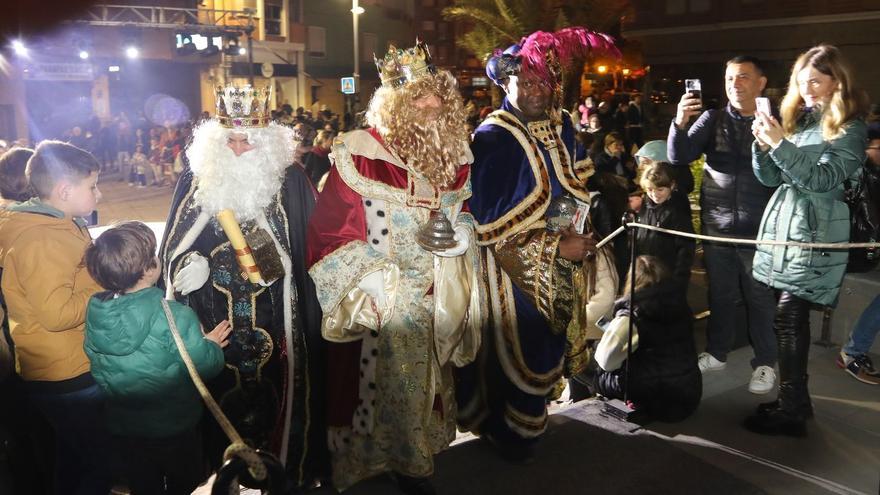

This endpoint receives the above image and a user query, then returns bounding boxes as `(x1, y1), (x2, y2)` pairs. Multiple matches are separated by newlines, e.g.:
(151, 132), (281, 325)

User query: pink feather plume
(516, 26), (621, 81)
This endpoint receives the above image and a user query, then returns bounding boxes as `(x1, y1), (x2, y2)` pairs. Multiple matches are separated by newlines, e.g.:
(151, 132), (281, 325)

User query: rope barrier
(160, 299), (268, 483)
(595, 221), (880, 251)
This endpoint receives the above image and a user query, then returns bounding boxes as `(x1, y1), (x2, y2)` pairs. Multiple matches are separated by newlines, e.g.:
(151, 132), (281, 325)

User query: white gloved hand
(435, 224), (471, 258)
(357, 270), (386, 307)
(173, 253), (210, 296)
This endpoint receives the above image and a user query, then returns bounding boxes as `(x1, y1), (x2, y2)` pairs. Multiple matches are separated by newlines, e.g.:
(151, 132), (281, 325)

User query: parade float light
(176, 33), (197, 56)
(199, 34), (223, 57)
(11, 40), (27, 57)
(223, 35), (242, 56)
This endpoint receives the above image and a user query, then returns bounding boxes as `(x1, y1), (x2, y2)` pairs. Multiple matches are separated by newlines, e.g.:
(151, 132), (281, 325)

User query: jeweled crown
(374, 39), (436, 88)
(215, 84), (272, 128)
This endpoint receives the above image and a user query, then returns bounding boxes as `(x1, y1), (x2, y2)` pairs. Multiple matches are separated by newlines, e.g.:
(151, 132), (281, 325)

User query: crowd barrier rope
(596, 222), (880, 251)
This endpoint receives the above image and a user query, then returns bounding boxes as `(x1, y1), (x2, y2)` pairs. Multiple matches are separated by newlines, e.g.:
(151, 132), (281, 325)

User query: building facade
(302, 0), (415, 116)
(623, 1), (880, 118)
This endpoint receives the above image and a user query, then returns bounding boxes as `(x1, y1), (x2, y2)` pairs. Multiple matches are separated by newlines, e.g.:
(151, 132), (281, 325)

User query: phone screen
(685, 79), (702, 100)
(755, 97), (771, 115)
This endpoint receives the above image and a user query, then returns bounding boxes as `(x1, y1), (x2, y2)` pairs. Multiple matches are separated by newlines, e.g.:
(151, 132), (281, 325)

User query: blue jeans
(703, 242), (778, 368)
(843, 295), (880, 356)
(28, 383), (116, 495)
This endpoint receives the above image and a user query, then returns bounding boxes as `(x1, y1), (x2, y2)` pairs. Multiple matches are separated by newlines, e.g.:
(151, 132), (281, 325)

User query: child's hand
(205, 320), (232, 348)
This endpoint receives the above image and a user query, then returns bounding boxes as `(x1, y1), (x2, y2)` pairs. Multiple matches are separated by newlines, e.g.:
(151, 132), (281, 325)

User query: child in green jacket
(84, 221), (231, 494)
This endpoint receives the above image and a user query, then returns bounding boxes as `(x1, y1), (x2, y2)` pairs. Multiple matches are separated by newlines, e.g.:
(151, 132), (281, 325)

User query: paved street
(95, 174), (176, 227)
(98, 173), (880, 495)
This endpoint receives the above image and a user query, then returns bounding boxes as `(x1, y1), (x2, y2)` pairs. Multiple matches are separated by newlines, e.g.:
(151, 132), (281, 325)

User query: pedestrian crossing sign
(341, 77), (356, 94)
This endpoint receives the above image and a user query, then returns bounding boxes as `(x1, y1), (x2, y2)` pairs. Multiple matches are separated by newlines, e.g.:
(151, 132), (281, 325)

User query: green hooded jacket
(84, 287), (225, 437)
(751, 112), (867, 306)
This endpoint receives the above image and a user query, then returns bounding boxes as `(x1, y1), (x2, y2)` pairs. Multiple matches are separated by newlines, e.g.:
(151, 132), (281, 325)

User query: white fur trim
(362, 198), (390, 255)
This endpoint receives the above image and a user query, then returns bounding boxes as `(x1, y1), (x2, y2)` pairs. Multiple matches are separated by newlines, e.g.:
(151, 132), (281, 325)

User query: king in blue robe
(455, 27), (619, 457)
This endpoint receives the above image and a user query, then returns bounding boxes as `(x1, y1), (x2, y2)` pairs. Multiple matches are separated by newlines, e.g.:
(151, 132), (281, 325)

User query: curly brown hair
(366, 70), (470, 189)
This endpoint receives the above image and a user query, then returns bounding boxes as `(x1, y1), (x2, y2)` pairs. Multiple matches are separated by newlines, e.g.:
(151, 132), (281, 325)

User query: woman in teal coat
(746, 45), (867, 436)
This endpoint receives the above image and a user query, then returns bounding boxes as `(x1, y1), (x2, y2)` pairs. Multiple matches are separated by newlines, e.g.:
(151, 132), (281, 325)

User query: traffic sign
(341, 76), (356, 94)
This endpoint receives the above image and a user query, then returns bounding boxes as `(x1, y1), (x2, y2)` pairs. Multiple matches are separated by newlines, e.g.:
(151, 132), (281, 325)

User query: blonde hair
(366, 70), (470, 188)
(312, 129), (334, 148)
(622, 255), (669, 295)
(603, 131), (623, 149)
(638, 162), (674, 191)
(780, 44), (867, 140)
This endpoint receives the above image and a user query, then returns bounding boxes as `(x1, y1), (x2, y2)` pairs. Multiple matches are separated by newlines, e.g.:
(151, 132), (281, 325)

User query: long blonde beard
(384, 113), (467, 188)
(366, 71), (470, 189)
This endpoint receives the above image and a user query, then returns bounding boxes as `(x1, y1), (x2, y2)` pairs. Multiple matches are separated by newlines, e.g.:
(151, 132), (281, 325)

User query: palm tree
(443, 0), (631, 108)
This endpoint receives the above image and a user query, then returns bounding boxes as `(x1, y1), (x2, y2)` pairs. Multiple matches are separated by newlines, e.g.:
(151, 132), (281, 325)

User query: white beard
(187, 120), (296, 222)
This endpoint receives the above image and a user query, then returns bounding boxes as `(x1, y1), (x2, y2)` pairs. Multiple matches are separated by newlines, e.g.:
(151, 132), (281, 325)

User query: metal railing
(70, 4), (256, 33)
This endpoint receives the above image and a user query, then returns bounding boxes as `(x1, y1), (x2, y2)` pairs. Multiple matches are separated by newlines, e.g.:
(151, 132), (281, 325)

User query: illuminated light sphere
(351, 6), (365, 14)
(622, 68), (631, 76)
(597, 65), (608, 74)
(125, 46), (139, 59)
(238, 47), (247, 56)
(79, 50), (90, 60)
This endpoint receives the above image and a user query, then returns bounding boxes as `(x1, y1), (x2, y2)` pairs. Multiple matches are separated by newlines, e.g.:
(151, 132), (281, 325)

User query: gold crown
(374, 39), (436, 87)
(215, 84), (272, 128)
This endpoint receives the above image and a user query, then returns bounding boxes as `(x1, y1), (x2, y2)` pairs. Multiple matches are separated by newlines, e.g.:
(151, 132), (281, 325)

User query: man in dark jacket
(667, 55), (778, 395)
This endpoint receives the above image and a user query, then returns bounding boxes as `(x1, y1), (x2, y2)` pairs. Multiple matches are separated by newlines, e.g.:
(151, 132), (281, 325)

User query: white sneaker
(749, 365), (777, 395)
(697, 352), (727, 373)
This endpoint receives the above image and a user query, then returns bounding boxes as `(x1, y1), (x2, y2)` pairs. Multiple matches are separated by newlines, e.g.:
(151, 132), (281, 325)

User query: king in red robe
(306, 42), (485, 493)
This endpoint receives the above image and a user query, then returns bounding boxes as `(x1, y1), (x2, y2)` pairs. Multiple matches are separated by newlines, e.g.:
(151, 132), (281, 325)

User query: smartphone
(685, 79), (702, 101)
(596, 315), (611, 331)
(755, 96), (771, 116)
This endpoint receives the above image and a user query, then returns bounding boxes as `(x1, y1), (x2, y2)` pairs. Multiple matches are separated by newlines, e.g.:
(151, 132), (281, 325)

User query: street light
(351, 0), (362, 111)
(125, 46), (139, 59)
(11, 40), (27, 57)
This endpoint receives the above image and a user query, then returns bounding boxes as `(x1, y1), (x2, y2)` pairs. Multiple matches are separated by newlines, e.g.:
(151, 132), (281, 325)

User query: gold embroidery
(474, 110), (591, 247)
(406, 174), (441, 209)
(333, 138), (470, 209)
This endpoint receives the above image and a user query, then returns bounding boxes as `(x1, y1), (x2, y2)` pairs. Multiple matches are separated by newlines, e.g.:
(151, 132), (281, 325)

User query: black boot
(393, 473), (436, 495)
(746, 291), (811, 437)
(756, 377), (814, 419)
(743, 407), (807, 436)
(478, 414), (537, 464)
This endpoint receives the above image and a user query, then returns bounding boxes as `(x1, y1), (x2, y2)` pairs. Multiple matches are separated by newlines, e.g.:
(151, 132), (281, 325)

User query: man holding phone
(667, 56), (779, 395)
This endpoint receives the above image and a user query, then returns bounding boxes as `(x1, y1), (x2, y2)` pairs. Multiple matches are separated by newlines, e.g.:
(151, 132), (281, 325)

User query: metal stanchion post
(602, 212), (638, 421)
(813, 306), (836, 348)
(624, 211), (637, 404)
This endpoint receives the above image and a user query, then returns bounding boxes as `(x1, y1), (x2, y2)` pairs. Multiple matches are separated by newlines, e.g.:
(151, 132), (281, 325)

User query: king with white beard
(159, 85), (327, 490)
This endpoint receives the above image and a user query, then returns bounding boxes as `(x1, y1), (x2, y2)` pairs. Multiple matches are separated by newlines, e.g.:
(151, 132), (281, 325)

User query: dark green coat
(751, 113), (867, 306)
(84, 287), (225, 438)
